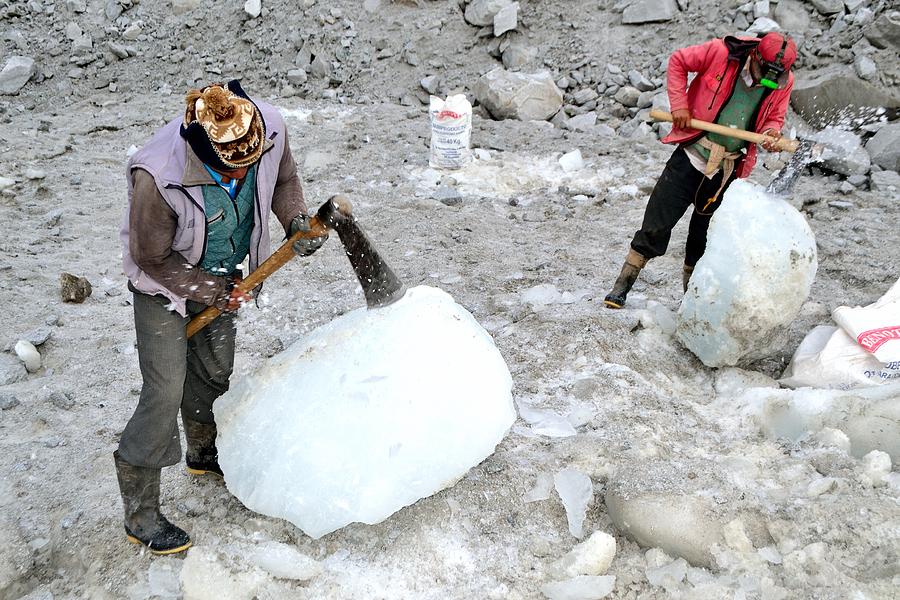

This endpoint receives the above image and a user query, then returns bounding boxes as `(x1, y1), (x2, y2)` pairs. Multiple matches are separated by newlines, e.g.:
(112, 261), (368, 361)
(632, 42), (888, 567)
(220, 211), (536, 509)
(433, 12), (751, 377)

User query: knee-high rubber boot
(683, 264), (694, 293)
(183, 418), (223, 477)
(604, 249), (648, 309)
(113, 451), (191, 555)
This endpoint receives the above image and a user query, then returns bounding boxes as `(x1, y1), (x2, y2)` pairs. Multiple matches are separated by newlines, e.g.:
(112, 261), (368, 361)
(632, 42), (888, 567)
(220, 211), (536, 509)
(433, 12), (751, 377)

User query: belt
(695, 137), (742, 213)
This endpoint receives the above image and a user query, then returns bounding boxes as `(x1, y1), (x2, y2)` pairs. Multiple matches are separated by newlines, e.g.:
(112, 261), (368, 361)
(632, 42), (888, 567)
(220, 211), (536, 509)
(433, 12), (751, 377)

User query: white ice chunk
(552, 530), (617, 577)
(518, 401), (577, 437)
(215, 286), (515, 538)
(14, 340), (40, 373)
(541, 575), (615, 600)
(525, 472), (554, 503)
(677, 180), (817, 367)
(861, 450), (891, 488)
(559, 149), (584, 173)
(247, 541), (321, 581)
(645, 556), (688, 590)
(148, 557), (182, 599)
(554, 468), (593, 538)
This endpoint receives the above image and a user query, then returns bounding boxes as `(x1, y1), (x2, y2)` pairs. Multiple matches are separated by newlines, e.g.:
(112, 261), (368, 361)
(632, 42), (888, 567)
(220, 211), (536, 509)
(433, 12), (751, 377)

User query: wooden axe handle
(649, 109), (800, 153)
(186, 200), (346, 339)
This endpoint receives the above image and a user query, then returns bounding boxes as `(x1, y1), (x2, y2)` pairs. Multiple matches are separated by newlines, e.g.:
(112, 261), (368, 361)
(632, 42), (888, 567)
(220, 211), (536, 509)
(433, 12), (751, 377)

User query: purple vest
(120, 101), (286, 316)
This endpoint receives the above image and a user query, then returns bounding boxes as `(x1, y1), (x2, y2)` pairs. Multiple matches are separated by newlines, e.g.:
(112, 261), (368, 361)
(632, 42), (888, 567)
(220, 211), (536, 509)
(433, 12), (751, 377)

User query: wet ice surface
(215, 286), (515, 539)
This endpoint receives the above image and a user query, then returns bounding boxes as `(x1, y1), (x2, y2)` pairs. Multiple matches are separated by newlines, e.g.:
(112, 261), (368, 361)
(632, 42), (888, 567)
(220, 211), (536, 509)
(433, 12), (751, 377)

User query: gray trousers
(118, 291), (236, 469)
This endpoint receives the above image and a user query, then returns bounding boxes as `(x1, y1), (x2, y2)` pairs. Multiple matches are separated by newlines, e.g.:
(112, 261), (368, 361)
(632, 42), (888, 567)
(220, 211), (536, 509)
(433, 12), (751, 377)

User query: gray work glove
(289, 214), (328, 257)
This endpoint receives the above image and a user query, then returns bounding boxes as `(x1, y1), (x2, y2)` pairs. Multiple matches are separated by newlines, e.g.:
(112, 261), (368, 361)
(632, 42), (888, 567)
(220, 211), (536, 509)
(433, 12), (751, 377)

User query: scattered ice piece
(24, 168), (45, 180)
(566, 406), (595, 429)
(148, 557), (182, 599)
(552, 531), (617, 577)
(541, 575), (615, 600)
(0, 176), (15, 190)
(244, 0), (261, 18)
(677, 180), (817, 367)
(181, 546), (268, 599)
(559, 149), (584, 173)
(640, 301), (676, 335)
(473, 148), (492, 161)
(861, 450), (891, 488)
(525, 472), (554, 503)
(517, 401), (577, 437)
(215, 286), (515, 538)
(247, 541), (321, 580)
(806, 477), (837, 497)
(757, 546), (783, 565)
(554, 468), (593, 538)
(14, 340), (40, 373)
(814, 427), (852, 453)
(521, 284), (589, 307)
(722, 519), (754, 554)
(645, 555), (688, 590)
(126, 144), (139, 158)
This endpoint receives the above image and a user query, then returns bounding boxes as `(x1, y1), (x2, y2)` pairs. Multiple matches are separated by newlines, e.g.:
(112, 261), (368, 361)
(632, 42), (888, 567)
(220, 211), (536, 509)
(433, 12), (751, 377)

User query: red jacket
(662, 36), (794, 178)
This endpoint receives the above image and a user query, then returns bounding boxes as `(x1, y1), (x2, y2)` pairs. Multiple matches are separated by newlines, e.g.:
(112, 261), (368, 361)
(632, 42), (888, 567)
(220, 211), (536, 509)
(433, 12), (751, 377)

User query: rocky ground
(1, 1), (898, 599)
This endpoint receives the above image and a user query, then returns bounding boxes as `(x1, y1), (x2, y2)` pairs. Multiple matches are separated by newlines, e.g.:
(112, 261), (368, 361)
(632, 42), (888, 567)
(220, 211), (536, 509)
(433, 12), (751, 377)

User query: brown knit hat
(181, 81), (265, 170)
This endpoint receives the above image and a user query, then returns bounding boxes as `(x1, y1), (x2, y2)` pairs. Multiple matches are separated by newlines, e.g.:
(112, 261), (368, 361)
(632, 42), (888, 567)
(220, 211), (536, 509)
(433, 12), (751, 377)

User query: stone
(847, 174), (867, 187)
(286, 69), (307, 85)
(614, 86), (641, 107)
(572, 88), (598, 105)
(464, 0), (511, 27)
(636, 90), (656, 109)
(107, 42), (129, 59)
(49, 391), (75, 410)
(627, 70), (654, 92)
(865, 123), (900, 171)
(753, 0), (770, 19)
(622, 0), (677, 24)
(122, 23), (141, 40)
(309, 55), (331, 79)
(244, 0), (261, 18)
(747, 17), (781, 34)
(172, 0), (201, 15)
(810, 0), (843, 14)
(473, 69), (563, 121)
(864, 11), (900, 49)
(502, 44), (531, 71)
(853, 55), (876, 81)
(420, 74), (440, 95)
(0, 392), (19, 410)
(844, 0), (866, 11)
(0, 354), (27, 385)
(566, 112), (597, 132)
(838, 182), (855, 195)
(60, 273), (92, 303)
(809, 127), (871, 176)
(790, 66), (900, 127)
(493, 2), (518, 36)
(104, 0), (123, 20)
(0, 56), (35, 94)
(433, 186), (463, 206)
(773, 0), (810, 32)
(869, 170), (900, 192)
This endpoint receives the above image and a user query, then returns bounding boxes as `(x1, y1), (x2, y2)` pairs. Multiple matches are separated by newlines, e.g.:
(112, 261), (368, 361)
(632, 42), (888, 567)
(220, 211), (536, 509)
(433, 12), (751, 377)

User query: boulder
(473, 69), (563, 121)
(810, 127), (871, 176)
(622, 0), (677, 24)
(810, 0), (843, 15)
(865, 122), (900, 172)
(790, 66), (900, 127)
(464, 0), (512, 27)
(773, 0), (810, 32)
(865, 11), (900, 49)
(0, 56), (35, 95)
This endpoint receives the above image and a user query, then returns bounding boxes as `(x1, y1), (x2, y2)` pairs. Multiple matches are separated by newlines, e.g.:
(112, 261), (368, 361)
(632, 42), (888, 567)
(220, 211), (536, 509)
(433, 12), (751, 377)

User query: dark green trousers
(118, 291), (236, 469)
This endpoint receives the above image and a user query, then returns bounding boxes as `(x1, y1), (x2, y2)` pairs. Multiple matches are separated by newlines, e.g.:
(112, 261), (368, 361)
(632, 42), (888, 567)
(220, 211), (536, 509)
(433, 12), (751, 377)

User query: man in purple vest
(116, 80), (325, 554)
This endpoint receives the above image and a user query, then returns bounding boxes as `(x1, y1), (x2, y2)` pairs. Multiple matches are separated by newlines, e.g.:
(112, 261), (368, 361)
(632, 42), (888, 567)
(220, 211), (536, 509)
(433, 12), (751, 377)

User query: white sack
(832, 278), (900, 364)
(429, 94), (472, 169)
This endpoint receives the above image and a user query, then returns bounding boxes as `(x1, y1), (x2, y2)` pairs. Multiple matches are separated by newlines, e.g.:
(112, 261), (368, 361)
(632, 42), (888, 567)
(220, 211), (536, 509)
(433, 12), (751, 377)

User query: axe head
(317, 195), (407, 309)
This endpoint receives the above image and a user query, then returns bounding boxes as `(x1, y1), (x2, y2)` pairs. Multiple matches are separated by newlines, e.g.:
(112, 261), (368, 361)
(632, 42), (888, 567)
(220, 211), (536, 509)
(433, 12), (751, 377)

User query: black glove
(289, 214), (328, 257)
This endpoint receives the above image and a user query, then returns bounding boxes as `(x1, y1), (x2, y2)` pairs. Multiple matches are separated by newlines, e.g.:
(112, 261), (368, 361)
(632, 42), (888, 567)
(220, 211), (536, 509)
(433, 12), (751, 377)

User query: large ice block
(214, 286), (515, 538)
(676, 180), (818, 367)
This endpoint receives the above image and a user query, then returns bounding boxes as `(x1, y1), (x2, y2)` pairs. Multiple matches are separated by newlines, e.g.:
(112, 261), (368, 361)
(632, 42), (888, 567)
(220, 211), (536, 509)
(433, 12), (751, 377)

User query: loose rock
(865, 123), (900, 172)
(60, 273), (92, 303)
(622, 0), (677, 24)
(0, 56), (35, 95)
(473, 69), (563, 121)
(49, 391), (76, 410)
(0, 354), (27, 385)
(0, 392), (19, 410)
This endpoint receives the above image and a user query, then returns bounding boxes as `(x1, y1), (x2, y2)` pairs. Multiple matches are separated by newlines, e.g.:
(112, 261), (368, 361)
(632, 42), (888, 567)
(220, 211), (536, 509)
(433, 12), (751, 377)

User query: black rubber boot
(113, 451), (192, 555)
(683, 264), (694, 293)
(604, 249), (648, 309)
(183, 418), (223, 477)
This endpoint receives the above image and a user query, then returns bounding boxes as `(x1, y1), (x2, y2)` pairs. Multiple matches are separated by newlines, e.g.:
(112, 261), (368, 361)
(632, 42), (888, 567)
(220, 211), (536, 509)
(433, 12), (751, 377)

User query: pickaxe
(649, 109), (821, 196)
(186, 195), (406, 338)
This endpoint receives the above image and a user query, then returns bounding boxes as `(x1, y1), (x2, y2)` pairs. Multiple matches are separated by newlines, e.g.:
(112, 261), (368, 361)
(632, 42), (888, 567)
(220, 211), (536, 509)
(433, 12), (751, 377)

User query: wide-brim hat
(180, 80), (265, 171)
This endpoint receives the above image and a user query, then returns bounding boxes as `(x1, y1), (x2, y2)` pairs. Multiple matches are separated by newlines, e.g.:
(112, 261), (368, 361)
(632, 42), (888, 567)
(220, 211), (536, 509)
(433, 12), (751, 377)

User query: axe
(648, 110), (822, 197)
(186, 195), (406, 338)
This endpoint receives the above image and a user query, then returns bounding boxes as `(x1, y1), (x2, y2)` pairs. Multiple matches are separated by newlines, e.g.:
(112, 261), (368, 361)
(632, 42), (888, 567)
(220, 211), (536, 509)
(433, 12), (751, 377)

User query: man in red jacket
(604, 32), (797, 309)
